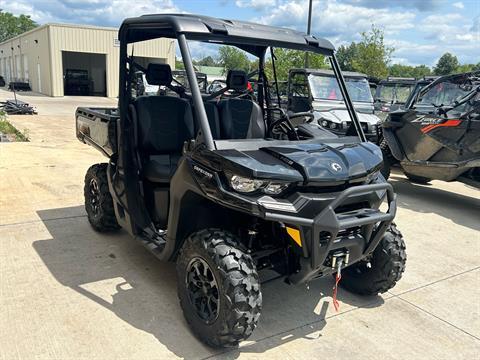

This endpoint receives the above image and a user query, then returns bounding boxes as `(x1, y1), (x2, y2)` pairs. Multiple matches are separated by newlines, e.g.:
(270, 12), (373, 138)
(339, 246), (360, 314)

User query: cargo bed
(76, 107), (119, 157)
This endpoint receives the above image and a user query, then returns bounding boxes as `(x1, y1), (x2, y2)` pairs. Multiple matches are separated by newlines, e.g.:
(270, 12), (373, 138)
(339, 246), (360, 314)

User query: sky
(1, 0), (479, 66)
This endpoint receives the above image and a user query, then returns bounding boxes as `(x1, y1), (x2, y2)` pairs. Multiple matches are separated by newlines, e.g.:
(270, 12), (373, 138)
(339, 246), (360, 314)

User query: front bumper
(263, 182), (396, 284)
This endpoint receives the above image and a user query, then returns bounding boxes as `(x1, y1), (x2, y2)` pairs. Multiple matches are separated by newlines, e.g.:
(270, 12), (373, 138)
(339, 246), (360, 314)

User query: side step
(134, 227), (167, 259)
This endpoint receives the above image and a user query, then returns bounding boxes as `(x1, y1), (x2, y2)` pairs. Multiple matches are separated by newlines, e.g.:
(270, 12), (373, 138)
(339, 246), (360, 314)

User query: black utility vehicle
(64, 69), (91, 96)
(374, 77), (416, 120)
(403, 76), (439, 110)
(381, 71), (480, 186)
(76, 14), (406, 347)
(173, 70), (208, 93)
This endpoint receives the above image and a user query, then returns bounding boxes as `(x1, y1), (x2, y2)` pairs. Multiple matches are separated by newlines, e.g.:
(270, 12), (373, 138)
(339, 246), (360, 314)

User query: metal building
(0, 23), (175, 97)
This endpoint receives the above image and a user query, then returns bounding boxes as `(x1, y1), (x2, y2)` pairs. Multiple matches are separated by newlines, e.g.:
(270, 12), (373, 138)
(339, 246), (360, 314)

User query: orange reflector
(286, 227), (302, 247)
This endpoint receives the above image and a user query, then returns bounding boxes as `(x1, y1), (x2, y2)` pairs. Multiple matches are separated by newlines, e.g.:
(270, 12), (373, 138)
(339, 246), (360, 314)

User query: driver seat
(218, 70), (266, 139)
(133, 64), (194, 183)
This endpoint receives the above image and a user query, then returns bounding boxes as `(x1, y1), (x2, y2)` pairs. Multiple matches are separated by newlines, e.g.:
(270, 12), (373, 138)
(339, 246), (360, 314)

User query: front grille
(295, 180), (366, 194)
(319, 226), (362, 245)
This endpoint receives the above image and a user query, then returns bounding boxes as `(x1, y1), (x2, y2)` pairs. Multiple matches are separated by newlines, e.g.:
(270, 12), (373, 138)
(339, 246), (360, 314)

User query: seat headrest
(226, 70), (248, 91)
(146, 64), (172, 86)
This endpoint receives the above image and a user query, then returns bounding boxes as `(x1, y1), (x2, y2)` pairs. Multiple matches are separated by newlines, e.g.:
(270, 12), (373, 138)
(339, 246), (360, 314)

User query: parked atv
(287, 68), (382, 142)
(172, 70), (208, 93)
(64, 69), (91, 96)
(374, 77), (416, 121)
(76, 14), (406, 347)
(381, 71), (480, 186)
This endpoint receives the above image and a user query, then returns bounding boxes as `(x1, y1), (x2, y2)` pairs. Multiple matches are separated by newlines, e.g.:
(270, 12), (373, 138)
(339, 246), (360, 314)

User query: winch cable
(332, 258), (343, 312)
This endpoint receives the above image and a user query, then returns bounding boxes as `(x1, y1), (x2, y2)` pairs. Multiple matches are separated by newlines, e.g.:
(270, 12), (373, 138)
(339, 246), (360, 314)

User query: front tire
(380, 139), (395, 180)
(176, 229), (262, 348)
(340, 224), (406, 296)
(84, 163), (120, 232)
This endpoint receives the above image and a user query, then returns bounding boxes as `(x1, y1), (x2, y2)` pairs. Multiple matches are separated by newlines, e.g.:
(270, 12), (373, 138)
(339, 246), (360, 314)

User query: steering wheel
(289, 111), (315, 123)
(205, 73), (257, 101)
(267, 109), (314, 139)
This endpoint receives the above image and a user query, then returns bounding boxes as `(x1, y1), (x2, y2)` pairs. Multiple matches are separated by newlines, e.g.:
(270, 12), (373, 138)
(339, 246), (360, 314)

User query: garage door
(62, 51), (106, 96)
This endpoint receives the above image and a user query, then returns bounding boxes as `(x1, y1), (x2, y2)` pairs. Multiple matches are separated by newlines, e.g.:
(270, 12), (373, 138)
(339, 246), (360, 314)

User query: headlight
(321, 120), (329, 127)
(264, 182), (289, 195)
(229, 175), (289, 195)
(230, 175), (266, 193)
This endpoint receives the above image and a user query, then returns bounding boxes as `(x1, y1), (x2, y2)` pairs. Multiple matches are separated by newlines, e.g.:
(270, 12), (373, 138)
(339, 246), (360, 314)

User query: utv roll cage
(118, 14), (366, 150)
(115, 14), (367, 247)
(172, 70), (208, 93)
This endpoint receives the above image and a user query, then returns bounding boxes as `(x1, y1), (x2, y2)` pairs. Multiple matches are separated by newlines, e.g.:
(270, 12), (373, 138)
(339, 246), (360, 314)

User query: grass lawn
(0, 112), (29, 141)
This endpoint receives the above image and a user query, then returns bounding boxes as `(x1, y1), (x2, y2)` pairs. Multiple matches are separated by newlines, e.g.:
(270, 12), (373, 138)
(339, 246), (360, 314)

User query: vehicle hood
(312, 99), (374, 113)
(314, 109), (381, 125)
(209, 140), (383, 184)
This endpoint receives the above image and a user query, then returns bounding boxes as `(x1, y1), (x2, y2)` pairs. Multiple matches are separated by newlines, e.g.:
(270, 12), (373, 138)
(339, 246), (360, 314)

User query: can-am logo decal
(412, 115), (443, 125)
(193, 165), (213, 179)
(331, 162), (342, 172)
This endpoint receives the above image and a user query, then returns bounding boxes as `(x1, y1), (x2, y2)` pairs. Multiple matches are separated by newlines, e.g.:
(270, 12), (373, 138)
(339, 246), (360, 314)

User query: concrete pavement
(0, 89), (479, 359)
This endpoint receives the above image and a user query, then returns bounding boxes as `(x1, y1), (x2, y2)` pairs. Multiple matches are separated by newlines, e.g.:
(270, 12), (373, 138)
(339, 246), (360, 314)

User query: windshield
(396, 84), (414, 102)
(124, 37), (366, 143)
(67, 70), (88, 80)
(173, 73), (207, 92)
(376, 84), (414, 103)
(308, 74), (373, 103)
(417, 80), (476, 108)
(377, 84), (394, 102)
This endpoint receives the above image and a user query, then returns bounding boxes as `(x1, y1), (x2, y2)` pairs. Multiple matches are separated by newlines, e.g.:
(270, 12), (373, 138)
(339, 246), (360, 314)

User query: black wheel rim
(185, 257), (219, 324)
(89, 178), (100, 215)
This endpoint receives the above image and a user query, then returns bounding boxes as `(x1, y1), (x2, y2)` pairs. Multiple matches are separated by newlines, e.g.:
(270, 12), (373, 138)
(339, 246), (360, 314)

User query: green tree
(265, 48), (327, 80)
(388, 64), (414, 77)
(455, 63), (480, 73)
(411, 65), (432, 78)
(175, 57), (184, 70)
(433, 53), (459, 75)
(195, 56), (218, 67)
(218, 46), (251, 74)
(351, 25), (394, 78)
(388, 64), (431, 78)
(336, 43), (358, 72)
(0, 11), (37, 42)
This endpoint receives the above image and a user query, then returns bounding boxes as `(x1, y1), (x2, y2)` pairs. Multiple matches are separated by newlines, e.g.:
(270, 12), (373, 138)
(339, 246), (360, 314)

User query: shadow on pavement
(390, 176), (480, 231)
(33, 205), (384, 359)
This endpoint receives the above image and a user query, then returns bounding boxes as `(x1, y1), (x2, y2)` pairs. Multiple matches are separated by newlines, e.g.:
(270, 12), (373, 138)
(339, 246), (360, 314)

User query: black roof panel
(119, 14), (335, 56)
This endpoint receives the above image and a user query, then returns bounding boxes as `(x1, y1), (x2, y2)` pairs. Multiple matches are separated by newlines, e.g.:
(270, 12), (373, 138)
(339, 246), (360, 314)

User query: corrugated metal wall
(0, 26), (52, 95)
(48, 24), (175, 97)
(0, 23), (175, 97)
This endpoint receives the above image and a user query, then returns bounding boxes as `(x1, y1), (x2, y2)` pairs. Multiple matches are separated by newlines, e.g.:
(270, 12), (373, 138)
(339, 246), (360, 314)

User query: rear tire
(176, 229), (262, 348)
(84, 163), (120, 232)
(405, 173), (431, 184)
(340, 224), (406, 296)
